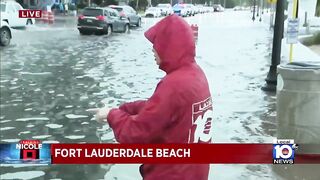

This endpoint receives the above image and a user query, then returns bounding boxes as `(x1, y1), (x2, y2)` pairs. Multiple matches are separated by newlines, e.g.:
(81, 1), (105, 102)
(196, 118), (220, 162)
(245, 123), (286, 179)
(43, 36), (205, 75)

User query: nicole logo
(17, 140), (42, 160)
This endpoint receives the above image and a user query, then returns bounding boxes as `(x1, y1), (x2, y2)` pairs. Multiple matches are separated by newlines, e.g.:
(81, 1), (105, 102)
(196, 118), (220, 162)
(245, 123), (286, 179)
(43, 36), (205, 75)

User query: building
(22, 0), (74, 10)
(118, 0), (129, 5)
(287, 0), (319, 27)
(22, 0), (55, 9)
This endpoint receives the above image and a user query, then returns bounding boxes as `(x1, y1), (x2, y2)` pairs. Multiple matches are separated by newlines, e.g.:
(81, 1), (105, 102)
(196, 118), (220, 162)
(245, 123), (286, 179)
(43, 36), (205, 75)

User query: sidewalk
(281, 36), (320, 63)
(309, 44), (320, 55)
(260, 11), (320, 63)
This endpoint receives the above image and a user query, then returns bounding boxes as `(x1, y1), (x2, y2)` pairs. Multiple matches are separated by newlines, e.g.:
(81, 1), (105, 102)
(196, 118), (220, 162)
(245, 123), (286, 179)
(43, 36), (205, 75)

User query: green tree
(94, 0), (103, 5)
(225, 0), (236, 8)
(316, 0), (320, 17)
(151, 0), (170, 6)
(100, 0), (119, 6)
(195, 0), (207, 4)
(138, 0), (148, 10)
(128, 0), (148, 10)
(129, 0), (137, 9)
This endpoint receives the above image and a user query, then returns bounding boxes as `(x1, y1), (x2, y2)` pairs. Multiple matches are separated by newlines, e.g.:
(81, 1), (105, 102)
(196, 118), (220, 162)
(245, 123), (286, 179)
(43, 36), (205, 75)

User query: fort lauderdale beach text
(54, 148), (191, 158)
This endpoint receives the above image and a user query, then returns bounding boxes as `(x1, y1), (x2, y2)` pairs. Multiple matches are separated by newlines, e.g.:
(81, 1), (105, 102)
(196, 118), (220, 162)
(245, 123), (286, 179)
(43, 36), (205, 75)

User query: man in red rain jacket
(89, 14), (213, 180)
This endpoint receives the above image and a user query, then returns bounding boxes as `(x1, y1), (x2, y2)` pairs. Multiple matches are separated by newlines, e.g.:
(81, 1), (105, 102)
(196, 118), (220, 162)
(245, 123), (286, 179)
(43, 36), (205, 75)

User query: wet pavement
(0, 10), (319, 179)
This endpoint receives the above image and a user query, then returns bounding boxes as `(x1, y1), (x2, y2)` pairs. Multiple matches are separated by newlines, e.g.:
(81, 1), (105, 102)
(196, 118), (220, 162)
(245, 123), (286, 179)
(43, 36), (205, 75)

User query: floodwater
(0, 10), (319, 180)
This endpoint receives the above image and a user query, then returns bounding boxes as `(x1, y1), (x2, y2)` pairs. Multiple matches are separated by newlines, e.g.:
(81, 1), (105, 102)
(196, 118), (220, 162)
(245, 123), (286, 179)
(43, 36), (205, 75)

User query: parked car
(193, 5), (199, 14)
(203, 6), (211, 13)
(185, 4), (196, 16)
(213, 4), (224, 12)
(109, 5), (141, 27)
(0, 1), (34, 28)
(145, 7), (161, 18)
(77, 7), (130, 35)
(156, 3), (173, 16)
(192, 5), (198, 15)
(233, 6), (244, 11)
(196, 5), (205, 14)
(0, 18), (11, 46)
(172, 4), (188, 17)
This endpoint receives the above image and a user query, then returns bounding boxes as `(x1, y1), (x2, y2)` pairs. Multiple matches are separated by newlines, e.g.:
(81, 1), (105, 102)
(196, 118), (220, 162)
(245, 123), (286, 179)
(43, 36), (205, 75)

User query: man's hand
(86, 107), (110, 123)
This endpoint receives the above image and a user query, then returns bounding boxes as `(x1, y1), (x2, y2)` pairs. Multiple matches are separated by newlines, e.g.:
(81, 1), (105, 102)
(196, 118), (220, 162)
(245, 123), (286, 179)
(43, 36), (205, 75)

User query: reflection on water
(0, 20), (161, 179)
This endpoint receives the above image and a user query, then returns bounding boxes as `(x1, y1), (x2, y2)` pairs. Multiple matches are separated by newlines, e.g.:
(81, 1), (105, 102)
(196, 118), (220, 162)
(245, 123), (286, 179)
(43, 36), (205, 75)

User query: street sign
(287, 18), (299, 44)
(268, 0), (277, 4)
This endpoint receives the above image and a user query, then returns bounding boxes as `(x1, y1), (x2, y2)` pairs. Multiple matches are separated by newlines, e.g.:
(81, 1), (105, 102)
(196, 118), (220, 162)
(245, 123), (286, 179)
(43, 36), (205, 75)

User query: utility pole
(262, 0), (285, 92)
(261, 0), (264, 14)
(257, 0), (259, 17)
(252, 0), (256, 21)
(316, 0), (320, 17)
(136, 0), (139, 10)
(259, 0), (262, 22)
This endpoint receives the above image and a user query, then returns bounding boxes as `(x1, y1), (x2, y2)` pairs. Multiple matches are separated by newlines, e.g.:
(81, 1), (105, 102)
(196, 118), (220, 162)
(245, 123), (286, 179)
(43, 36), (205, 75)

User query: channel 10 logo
(273, 139), (298, 164)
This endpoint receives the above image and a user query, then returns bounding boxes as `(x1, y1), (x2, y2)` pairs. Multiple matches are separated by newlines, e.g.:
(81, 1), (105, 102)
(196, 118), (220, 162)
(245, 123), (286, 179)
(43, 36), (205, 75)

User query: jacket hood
(144, 14), (196, 73)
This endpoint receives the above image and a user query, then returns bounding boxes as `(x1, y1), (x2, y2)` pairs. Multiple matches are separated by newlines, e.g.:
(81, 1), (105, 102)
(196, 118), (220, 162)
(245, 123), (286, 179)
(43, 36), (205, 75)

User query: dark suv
(77, 7), (130, 35)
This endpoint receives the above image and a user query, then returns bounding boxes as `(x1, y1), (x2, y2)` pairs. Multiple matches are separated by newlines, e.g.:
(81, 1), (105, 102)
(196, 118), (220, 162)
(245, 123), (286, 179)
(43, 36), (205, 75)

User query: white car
(0, 1), (35, 28)
(185, 4), (196, 16)
(233, 6), (244, 11)
(196, 5), (205, 14)
(0, 18), (12, 46)
(213, 4), (224, 12)
(145, 7), (162, 18)
(156, 3), (173, 16)
(206, 6), (214, 13)
(172, 4), (188, 17)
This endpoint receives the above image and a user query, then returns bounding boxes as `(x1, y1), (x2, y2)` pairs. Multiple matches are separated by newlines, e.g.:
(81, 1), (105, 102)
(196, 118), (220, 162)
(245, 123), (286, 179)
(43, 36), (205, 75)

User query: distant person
(64, 3), (68, 15)
(88, 14), (213, 180)
(59, 3), (64, 13)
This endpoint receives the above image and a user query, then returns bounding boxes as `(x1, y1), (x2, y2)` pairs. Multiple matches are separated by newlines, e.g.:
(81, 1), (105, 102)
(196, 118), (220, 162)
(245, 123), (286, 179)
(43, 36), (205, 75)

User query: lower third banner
(50, 144), (320, 164)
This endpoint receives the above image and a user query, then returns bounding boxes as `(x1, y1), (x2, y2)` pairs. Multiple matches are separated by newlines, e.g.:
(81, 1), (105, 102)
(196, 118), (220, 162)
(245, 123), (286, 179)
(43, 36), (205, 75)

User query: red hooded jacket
(107, 14), (213, 180)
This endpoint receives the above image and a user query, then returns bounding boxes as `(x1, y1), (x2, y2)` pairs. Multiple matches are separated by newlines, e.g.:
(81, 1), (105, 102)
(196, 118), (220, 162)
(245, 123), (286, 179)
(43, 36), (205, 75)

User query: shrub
(302, 32), (320, 46)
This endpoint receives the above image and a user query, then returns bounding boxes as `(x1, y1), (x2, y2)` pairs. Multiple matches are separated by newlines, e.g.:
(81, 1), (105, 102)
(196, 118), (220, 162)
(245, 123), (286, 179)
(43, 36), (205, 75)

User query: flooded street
(0, 10), (319, 179)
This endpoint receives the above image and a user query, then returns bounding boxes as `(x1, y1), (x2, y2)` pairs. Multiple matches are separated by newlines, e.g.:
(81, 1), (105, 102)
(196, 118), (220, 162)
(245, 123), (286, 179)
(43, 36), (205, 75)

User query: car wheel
(26, 19), (33, 25)
(123, 24), (130, 33)
(136, 18), (141, 27)
(0, 27), (11, 46)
